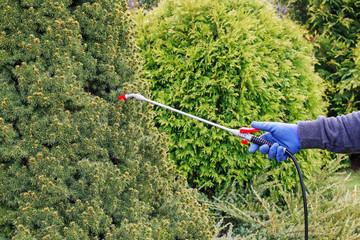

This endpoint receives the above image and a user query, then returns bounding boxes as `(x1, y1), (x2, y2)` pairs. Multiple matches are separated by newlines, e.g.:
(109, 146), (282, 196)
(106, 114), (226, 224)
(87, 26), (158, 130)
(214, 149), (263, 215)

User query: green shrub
(308, 0), (360, 115)
(0, 0), (215, 239)
(278, 0), (360, 115)
(210, 157), (360, 239)
(135, 0), (328, 195)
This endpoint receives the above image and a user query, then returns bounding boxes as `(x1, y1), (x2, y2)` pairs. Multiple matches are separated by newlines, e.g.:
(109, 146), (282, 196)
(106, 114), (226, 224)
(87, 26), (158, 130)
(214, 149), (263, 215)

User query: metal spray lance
(119, 93), (309, 240)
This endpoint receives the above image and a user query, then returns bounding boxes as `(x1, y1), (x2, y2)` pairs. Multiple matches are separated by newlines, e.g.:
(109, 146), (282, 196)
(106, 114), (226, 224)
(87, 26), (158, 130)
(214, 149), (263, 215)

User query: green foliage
(127, 0), (159, 10)
(275, 0), (310, 24)
(210, 157), (360, 239)
(278, 0), (360, 115)
(308, 0), (360, 115)
(0, 207), (13, 239)
(135, 0), (328, 195)
(0, 0), (215, 239)
(137, 0), (160, 9)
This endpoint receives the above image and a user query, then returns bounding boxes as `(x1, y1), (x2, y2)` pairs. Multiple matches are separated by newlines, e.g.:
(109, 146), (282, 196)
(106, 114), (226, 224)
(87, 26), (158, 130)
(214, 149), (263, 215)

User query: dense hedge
(0, 0), (215, 239)
(136, 0), (328, 195)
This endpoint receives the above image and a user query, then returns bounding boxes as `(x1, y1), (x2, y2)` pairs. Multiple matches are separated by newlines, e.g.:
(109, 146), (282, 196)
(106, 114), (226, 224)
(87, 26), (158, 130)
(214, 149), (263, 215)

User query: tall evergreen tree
(0, 0), (215, 239)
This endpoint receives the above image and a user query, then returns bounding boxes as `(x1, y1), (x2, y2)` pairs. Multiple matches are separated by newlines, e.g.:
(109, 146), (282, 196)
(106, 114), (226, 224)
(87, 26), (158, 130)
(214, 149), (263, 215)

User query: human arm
(248, 111), (360, 161)
(298, 111), (360, 153)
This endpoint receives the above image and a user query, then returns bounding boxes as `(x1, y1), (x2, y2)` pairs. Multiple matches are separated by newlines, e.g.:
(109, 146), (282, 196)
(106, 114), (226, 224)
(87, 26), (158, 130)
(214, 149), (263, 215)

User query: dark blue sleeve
(297, 111), (360, 153)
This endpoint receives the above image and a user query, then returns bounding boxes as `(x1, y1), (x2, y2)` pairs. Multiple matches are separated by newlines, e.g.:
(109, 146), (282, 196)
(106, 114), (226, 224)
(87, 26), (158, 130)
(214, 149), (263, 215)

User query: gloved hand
(248, 121), (300, 161)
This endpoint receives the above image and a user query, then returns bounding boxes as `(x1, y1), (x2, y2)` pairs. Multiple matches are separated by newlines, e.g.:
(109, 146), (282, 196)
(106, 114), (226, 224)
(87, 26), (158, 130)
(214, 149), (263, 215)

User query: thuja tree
(136, 0), (328, 195)
(0, 0), (215, 239)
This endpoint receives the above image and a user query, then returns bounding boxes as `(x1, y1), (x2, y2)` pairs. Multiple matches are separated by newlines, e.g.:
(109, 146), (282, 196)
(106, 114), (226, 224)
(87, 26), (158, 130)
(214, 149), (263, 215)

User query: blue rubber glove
(248, 121), (300, 161)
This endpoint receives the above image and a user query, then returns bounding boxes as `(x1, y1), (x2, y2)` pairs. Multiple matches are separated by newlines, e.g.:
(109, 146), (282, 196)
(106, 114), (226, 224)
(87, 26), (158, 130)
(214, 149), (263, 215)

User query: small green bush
(0, 0), (215, 239)
(136, 0), (328, 195)
(210, 157), (360, 239)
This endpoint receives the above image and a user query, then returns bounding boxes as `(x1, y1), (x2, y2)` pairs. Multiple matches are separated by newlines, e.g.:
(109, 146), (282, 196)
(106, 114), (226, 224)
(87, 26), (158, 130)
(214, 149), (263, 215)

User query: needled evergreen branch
(0, 0), (215, 239)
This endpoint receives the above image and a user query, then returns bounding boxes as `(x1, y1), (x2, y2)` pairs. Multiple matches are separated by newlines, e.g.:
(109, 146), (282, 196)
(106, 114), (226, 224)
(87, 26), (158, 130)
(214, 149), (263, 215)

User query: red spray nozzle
(119, 95), (127, 100)
(118, 94), (147, 101)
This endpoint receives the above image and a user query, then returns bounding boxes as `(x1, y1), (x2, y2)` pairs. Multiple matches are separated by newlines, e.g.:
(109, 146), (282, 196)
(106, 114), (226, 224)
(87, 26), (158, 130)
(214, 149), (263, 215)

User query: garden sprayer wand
(119, 93), (308, 240)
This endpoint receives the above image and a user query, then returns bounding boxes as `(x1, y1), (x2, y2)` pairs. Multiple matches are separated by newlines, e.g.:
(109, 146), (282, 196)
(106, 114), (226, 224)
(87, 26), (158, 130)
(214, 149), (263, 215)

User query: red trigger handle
(240, 127), (259, 144)
(240, 127), (259, 134)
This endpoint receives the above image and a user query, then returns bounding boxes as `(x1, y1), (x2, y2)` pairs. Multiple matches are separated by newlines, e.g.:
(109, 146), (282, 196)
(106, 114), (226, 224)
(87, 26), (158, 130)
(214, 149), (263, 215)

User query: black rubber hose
(250, 135), (308, 240)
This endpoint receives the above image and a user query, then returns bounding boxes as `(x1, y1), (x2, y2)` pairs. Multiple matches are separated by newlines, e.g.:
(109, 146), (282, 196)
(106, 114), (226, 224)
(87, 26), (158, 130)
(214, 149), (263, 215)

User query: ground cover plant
(135, 0), (329, 196)
(211, 156), (360, 239)
(0, 0), (215, 239)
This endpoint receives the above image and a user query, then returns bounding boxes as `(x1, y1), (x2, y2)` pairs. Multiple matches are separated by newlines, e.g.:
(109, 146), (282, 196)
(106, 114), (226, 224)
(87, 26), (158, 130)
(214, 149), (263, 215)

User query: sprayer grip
(250, 135), (274, 147)
(250, 135), (288, 155)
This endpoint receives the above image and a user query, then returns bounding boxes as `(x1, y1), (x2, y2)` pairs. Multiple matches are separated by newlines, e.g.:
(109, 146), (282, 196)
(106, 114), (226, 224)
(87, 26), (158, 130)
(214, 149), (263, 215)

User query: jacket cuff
(297, 118), (325, 150)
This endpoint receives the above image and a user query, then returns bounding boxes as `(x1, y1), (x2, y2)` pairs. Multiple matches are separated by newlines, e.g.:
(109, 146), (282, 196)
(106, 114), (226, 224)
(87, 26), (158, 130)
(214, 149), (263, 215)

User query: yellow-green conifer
(136, 0), (328, 195)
